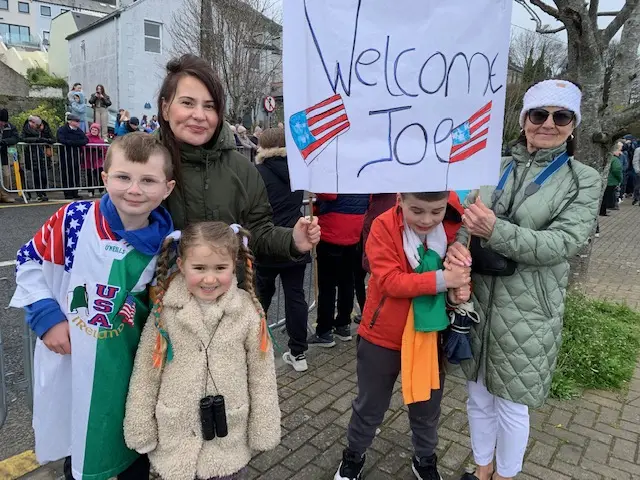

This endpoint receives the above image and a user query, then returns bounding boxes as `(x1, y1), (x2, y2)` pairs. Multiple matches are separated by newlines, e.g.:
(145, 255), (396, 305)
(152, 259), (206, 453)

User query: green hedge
(26, 67), (68, 89)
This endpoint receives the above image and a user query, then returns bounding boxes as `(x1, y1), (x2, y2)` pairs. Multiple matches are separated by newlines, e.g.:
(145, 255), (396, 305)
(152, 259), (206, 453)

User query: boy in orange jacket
(334, 191), (470, 480)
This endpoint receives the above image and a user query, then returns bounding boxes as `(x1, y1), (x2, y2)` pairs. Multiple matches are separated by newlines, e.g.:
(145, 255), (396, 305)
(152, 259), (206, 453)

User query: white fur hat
(519, 79), (582, 128)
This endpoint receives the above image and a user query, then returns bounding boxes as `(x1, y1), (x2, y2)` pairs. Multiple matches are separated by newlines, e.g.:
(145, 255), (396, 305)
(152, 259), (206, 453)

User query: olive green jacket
(164, 124), (297, 261)
(457, 143), (600, 408)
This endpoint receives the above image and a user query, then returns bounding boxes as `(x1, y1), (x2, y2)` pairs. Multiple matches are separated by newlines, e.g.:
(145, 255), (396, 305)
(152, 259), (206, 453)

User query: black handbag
(469, 224), (517, 277)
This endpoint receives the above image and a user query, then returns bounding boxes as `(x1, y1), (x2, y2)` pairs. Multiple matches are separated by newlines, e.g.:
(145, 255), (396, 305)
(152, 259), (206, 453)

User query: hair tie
(230, 224), (249, 248)
(167, 230), (182, 242)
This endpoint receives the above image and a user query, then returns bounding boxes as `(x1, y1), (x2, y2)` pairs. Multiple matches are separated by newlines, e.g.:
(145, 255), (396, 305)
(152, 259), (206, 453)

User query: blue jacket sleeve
(25, 298), (66, 338)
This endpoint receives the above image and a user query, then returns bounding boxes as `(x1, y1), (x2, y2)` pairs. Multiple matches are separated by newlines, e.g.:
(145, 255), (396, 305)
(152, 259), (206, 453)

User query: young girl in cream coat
(124, 222), (280, 480)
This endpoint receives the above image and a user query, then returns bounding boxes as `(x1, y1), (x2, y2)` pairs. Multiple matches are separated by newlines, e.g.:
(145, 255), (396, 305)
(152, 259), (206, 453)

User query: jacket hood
(256, 148), (290, 186)
(99, 194), (174, 256)
(255, 147), (286, 164)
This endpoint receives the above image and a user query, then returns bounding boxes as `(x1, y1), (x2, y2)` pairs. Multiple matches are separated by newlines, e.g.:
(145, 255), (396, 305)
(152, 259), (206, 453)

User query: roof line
(67, 0), (152, 40)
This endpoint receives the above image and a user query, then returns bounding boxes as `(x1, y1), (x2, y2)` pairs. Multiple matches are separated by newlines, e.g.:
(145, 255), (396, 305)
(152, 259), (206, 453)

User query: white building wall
(68, 19), (118, 105)
(116, 0), (184, 117)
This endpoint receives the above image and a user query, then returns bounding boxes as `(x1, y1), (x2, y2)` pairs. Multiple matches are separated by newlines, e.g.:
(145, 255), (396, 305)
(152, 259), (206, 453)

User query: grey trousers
(347, 337), (445, 458)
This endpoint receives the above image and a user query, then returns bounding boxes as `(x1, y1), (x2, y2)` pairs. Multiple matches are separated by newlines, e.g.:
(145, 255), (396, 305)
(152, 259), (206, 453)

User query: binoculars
(199, 395), (228, 440)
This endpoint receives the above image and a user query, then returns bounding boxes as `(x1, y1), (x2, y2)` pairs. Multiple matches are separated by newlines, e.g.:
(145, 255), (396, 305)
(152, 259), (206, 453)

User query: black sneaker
(412, 453), (442, 480)
(459, 474), (480, 480)
(334, 325), (353, 341)
(308, 332), (336, 348)
(334, 449), (365, 480)
(37, 195), (49, 203)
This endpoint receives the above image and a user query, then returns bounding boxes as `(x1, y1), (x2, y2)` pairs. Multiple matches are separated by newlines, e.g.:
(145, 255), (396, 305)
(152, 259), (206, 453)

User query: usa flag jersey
(10, 201), (158, 480)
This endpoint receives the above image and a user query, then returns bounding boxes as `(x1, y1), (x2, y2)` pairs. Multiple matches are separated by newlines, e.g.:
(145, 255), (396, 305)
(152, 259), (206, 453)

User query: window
(18, 2), (29, 13)
(0, 23), (31, 44)
(43, 31), (50, 43)
(0, 1), (7, 11)
(41, 5), (51, 16)
(249, 52), (260, 71)
(143, 20), (161, 53)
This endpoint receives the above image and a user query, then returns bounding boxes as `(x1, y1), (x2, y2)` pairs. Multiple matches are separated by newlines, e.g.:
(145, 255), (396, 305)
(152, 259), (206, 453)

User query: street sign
(264, 96), (276, 113)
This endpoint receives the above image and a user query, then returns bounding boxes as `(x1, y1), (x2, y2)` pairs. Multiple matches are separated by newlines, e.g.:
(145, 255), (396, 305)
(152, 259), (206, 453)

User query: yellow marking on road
(0, 450), (39, 479)
(0, 200), (70, 209)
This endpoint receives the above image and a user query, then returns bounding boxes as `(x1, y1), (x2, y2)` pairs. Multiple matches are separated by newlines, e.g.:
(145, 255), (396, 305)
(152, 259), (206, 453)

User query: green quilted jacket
(163, 123), (297, 261)
(457, 142), (600, 408)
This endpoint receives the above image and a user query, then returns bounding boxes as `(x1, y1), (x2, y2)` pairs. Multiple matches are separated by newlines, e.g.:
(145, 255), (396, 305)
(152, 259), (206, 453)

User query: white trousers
(467, 377), (530, 478)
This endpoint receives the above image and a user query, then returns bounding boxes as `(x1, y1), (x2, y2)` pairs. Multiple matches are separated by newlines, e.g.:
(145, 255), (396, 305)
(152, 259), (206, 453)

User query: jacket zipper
(368, 296), (387, 328)
(534, 271), (553, 317)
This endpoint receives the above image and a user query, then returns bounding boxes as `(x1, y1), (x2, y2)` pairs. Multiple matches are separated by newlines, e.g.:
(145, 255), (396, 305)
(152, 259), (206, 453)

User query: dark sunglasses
(527, 108), (575, 127)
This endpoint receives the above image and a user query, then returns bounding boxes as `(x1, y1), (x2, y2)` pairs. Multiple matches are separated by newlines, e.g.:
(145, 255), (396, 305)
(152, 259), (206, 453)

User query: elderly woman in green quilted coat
(448, 80), (601, 480)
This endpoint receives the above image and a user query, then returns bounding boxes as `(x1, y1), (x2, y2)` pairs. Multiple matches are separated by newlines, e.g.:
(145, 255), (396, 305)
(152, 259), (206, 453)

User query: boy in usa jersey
(10, 132), (176, 480)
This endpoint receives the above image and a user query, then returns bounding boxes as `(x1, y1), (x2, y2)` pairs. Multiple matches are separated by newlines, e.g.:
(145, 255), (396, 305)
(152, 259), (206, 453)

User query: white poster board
(283, 0), (513, 193)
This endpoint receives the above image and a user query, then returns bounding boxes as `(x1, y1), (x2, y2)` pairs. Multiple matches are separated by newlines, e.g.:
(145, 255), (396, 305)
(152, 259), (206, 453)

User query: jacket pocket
(155, 402), (185, 450)
(212, 404), (249, 449)
(533, 271), (553, 318)
(368, 296), (386, 328)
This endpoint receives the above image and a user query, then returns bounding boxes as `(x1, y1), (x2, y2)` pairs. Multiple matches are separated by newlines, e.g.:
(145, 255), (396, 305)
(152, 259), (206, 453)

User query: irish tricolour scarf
(10, 201), (157, 480)
(401, 222), (448, 405)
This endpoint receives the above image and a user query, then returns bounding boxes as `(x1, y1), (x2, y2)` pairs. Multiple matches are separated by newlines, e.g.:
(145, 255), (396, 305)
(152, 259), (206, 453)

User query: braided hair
(151, 222), (270, 368)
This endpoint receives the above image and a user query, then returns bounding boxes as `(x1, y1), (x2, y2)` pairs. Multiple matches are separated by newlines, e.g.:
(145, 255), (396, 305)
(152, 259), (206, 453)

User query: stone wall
(0, 62), (29, 97)
(0, 95), (66, 124)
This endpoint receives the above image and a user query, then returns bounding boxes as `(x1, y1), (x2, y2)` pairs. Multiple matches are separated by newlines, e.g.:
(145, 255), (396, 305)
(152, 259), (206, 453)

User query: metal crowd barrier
(0, 142), (109, 202)
(0, 143), (262, 203)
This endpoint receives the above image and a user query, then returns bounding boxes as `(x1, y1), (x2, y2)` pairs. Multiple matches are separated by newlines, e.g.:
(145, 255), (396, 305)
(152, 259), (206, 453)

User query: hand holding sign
(463, 196), (496, 240)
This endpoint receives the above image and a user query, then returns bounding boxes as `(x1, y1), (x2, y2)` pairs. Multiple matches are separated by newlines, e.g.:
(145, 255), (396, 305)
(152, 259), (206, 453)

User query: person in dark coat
(0, 108), (20, 202)
(57, 113), (88, 199)
(22, 116), (55, 202)
(254, 127), (311, 372)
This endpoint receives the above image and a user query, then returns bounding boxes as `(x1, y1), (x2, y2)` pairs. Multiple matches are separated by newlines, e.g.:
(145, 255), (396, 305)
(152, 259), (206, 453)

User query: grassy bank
(551, 292), (640, 399)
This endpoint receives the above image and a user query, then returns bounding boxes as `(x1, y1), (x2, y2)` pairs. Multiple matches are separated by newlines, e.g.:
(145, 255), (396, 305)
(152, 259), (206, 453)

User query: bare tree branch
(170, 0), (282, 123)
(528, 0), (561, 20)
(538, 25), (567, 34)
(598, 11), (621, 16)
(589, 0), (599, 24)
(602, 0), (639, 45)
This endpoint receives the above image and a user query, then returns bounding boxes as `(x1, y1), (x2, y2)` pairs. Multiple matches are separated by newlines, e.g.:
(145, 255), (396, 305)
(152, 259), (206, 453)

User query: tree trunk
(200, 0), (215, 63)
(607, 8), (640, 110)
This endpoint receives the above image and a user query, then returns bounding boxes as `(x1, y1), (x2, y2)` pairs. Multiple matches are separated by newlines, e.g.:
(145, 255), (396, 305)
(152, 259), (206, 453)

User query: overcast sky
(272, 1), (628, 42)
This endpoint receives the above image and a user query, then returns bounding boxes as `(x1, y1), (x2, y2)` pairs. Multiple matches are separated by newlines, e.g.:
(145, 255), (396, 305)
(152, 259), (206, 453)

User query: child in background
(84, 123), (108, 197)
(70, 93), (87, 132)
(124, 222), (281, 480)
(10, 132), (176, 480)
(334, 191), (471, 480)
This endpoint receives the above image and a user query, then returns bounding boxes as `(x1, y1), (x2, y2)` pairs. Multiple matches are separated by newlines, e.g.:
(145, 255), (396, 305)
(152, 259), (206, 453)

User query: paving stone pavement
(245, 202), (640, 480)
(22, 203), (640, 480)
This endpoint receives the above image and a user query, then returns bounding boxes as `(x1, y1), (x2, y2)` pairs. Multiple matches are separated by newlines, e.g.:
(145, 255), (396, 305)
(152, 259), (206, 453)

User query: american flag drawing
(290, 94), (350, 164)
(16, 201), (92, 271)
(449, 101), (492, 164)
(117, 294), (136, 327)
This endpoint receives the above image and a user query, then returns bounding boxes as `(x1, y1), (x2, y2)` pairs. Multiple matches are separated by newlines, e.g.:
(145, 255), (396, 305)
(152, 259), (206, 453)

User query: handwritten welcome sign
(283, 0), (513, 193)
